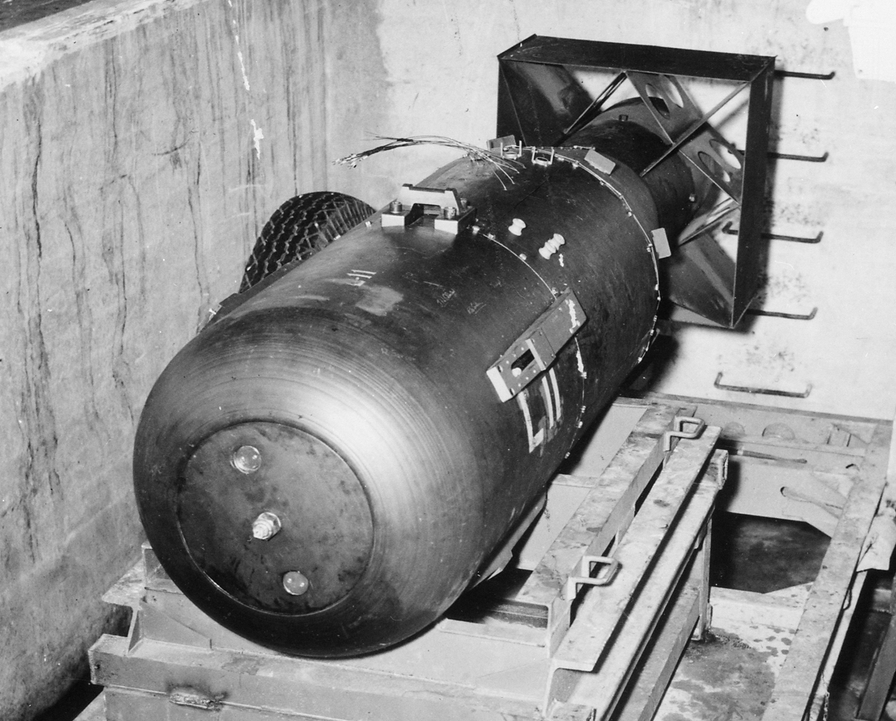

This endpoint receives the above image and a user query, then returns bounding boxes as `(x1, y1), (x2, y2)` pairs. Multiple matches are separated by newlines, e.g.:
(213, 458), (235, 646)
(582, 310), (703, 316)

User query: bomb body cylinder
(134, 110), (703, 657)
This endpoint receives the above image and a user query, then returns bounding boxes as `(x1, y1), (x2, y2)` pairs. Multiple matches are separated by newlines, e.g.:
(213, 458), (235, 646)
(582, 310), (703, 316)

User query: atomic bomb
(133, 37), (773, 657)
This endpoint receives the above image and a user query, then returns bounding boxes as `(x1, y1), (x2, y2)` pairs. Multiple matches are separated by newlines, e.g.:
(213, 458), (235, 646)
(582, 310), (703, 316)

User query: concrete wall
(0, 0), (350, 717)
(330, 0), (896, 422)
(1, 0), (893, 718)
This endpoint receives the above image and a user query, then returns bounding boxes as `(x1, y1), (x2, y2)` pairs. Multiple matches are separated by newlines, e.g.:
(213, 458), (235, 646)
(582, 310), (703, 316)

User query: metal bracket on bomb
(381, 184), (477, 235)
(487, 290), (587, 402)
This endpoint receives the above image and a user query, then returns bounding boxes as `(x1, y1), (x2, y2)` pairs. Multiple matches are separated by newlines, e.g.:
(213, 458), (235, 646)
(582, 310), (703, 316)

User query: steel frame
(82, 396), (893, 721)
(497, 36), (776, 328)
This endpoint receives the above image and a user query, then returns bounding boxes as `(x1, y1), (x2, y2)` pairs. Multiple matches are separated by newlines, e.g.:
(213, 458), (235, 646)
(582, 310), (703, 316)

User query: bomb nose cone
(177, 421), (373, 614)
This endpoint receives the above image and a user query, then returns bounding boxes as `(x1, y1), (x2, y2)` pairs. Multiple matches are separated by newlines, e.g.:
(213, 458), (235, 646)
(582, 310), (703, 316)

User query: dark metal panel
(732, 69), (776, 324)
(662, 233), (736, 328)
(496, 60), (596, 146)
(499, 35), (774, 82)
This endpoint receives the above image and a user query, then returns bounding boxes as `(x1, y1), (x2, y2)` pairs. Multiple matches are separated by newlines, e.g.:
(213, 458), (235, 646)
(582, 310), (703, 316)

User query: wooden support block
(547, 446), (724, 719)
(517, 402), (694, 646)
(551, 428), (721, 673)
(613, 559), (704, 721)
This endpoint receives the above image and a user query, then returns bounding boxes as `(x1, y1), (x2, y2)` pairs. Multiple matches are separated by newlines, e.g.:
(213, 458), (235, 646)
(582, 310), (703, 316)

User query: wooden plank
(123, 580), (553, 705)
(517, 403), (692, 634)
(613, 562), (703, 721)
(101, 561), (144, 611)
(552, 468), (723, 720)
(761, 421), (893, 721)
(551, 427), (721, 672)
(92, 633), (542, 721)
(560, 476), (720, 717)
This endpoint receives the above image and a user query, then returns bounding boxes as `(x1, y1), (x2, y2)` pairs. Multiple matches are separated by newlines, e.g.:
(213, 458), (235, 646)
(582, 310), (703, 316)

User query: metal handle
(745, 307), (818, 321)
(721, 221), (823, 245)
(714, 372), (812, 399)
(382, 184), (475, 233)
(564, 555), (620, 600)
(775, 69), (836, 80)
(768, 151), (829, 163)
(397, 184), (463, 213)
(663, 416), (706, 453)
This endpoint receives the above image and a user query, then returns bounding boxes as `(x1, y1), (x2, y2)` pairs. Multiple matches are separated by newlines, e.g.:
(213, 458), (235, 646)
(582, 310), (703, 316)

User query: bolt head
(251, 511), (281, 540)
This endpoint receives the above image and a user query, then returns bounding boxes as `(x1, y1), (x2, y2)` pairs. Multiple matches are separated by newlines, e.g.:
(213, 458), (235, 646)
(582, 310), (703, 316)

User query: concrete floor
(673, 512), (895, 721)
(652, 513), (828, 720)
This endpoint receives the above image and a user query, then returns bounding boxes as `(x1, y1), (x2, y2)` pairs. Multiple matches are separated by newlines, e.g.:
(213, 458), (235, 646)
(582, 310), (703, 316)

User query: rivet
(283, 571), (310, 596)
(231, 445), (261, 474)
